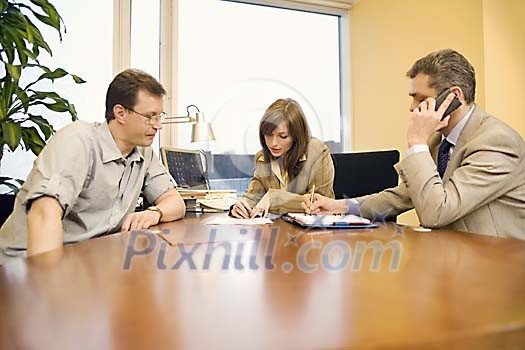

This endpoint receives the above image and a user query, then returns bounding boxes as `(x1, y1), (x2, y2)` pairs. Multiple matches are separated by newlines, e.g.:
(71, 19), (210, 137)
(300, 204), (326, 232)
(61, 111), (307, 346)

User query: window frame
(117, 0), (353, 151)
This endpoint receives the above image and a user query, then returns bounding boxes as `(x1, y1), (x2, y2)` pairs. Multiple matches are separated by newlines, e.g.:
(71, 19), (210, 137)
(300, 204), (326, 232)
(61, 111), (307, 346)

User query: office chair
(331, 150), (400, 221)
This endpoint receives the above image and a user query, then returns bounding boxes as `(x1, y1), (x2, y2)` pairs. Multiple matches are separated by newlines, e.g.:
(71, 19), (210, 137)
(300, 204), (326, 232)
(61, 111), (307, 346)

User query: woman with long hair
(230, 98), (334, 218)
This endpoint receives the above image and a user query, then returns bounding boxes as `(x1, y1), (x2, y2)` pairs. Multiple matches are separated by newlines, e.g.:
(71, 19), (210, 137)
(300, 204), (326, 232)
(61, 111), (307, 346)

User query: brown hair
(259, 98), (311, 180)
(406, 49), (476, 104)
(105, 69), (166, 121)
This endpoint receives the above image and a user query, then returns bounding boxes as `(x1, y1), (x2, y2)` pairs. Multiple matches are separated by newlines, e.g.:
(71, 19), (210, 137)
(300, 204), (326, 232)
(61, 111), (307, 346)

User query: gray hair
(407, 49), (476, 104)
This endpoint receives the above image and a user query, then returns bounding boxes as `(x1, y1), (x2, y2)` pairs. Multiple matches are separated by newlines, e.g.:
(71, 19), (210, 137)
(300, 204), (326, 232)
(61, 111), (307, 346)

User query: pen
(309, 184), (316, 210)
(157, 232), (173, 246)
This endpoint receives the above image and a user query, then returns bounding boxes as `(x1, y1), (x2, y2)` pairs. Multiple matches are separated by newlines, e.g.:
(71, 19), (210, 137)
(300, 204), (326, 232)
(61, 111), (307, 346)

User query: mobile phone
(435, 89), (461, 120)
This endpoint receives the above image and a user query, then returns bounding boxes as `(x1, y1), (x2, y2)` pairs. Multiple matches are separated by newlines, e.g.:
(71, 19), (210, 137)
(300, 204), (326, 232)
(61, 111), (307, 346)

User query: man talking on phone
(304, 49), (525, 239)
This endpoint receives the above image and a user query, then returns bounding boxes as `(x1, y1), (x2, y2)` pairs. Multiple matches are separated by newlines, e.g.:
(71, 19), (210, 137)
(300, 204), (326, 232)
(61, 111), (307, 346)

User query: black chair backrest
(331, 150), (400, 199)
(0, 194), (15, 227)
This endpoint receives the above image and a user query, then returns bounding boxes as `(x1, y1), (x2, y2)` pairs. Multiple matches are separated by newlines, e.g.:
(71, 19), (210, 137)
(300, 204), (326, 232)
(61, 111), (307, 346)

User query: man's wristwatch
(146, 206), (163, 222)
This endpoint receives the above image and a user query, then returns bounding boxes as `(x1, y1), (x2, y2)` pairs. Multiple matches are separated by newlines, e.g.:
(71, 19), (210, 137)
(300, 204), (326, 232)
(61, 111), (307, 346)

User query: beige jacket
(356, 106), (525, 239)
(243, 138), (335, 214)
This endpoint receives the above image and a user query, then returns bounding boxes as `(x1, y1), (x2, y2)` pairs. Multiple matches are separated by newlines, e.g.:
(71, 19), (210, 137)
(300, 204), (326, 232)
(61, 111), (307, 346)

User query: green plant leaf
(44, 102), (69, 112)
(29, 0), (63, 39)
(20, 65), (52, 91)
(23, 19), (34, 45)
(38, 67), (67, 81)
(0, 177), (24, 194)
(6, 4), (41, 40)
(25, 17), (53, 56)
(21, 126), (46, 155)
(25, 89), (62, 102)
(15, 90), (29, 112)
(18, 1), (60, 34)
(72, 75), (86, 84)
(3, 10), (29, 30)
(0, 27), (17, 54)
(0, 79), (20, 119)
(0, 177), (24, 186)
(33, 12), (59, 31)
(0, 30), (16, 63)
(1, 182), (20, 193)
(3, 27), (27, 65)
(0, 0), (81, 161)
(28, 114), (55, 139)
(2, 121), (22, 151)
(24, 66), (84, 92)
(6, 64), (21, 81)
(5, 6), (34, 57)
(1, 75), (17, 118)
(2, 8), (52, 59)
(23, 63), (51, 73)
(6, 5), (25, 21)
(68, 103), (78, 120)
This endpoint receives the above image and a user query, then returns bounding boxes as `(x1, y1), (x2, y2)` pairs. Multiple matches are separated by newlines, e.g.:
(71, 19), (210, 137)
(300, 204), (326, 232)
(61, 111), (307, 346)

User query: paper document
(203, 216), (273, 225)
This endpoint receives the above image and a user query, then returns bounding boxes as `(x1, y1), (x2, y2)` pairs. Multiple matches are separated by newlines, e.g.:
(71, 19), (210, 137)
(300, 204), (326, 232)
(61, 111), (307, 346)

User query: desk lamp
(162, 104), (216, 142)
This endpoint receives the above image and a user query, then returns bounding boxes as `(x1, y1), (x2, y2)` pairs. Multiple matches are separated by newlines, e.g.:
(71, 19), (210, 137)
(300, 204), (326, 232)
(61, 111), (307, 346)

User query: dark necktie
(437, 139), (453, 178)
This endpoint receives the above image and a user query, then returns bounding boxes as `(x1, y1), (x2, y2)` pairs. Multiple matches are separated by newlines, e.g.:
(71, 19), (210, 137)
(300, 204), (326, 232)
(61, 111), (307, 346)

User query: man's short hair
(105, 69), (166, 121)
(406, 49), (476, 104)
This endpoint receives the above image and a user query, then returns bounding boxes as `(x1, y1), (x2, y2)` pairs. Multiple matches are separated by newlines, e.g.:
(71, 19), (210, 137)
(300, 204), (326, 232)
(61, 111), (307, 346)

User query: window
(0, 0), (114, 188)
(0, 0), (350, 193)
(131, 0), (162, 153)
(174, 0), (346, 154)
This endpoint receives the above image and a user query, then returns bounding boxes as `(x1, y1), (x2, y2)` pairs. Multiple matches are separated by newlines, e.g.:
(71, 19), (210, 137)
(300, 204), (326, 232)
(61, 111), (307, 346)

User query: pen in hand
(308, 184), (316, 214)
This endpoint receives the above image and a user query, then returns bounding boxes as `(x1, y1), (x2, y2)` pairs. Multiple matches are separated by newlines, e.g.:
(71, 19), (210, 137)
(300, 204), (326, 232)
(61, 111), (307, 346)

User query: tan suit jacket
(243, 138), (335, 214)
(356, 106), (525, 239)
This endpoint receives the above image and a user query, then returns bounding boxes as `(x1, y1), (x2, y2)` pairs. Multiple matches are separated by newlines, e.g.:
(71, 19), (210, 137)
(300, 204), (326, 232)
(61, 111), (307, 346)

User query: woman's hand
(231, 198), (254, 219)
(250, 193), (270, 218)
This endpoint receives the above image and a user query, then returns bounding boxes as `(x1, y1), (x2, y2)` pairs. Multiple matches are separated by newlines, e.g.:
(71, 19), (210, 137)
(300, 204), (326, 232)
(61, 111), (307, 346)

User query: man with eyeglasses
(0, 69), (186, 265)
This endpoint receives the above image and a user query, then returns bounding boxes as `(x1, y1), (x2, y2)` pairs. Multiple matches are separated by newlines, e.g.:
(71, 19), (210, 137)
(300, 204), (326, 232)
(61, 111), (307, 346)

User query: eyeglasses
(123, 105), (166, 125)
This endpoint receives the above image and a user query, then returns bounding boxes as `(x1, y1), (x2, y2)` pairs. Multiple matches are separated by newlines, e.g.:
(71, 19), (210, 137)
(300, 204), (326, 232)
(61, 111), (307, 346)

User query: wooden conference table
(1, 213), (525, 349)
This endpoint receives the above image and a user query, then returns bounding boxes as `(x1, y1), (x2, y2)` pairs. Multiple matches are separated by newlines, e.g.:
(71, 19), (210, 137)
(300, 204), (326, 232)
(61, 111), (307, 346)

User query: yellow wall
(348, 0), (524, 225)
(483, 0), (525, 137)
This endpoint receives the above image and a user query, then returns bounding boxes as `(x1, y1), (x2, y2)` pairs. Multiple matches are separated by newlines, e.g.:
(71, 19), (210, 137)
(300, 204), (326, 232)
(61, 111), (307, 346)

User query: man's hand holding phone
(407, 90), (459, 147)
(435, 88), (462, 120)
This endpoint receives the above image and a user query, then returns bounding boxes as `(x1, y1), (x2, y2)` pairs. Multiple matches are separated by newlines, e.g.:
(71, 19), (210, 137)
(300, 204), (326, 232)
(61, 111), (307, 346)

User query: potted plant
(0, 0), (84, 207)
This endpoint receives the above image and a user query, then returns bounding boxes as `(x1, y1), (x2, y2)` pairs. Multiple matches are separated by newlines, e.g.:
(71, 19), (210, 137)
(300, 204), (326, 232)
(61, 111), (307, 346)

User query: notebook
(282, 213), (378, 229)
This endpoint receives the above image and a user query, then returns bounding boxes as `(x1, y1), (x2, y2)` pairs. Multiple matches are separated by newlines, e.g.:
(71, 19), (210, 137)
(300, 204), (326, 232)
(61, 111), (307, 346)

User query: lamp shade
(191, 112), (216, 142)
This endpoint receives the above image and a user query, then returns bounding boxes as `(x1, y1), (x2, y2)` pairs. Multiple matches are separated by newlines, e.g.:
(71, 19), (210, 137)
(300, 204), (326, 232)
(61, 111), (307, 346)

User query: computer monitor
(160, 147), (209, 190)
